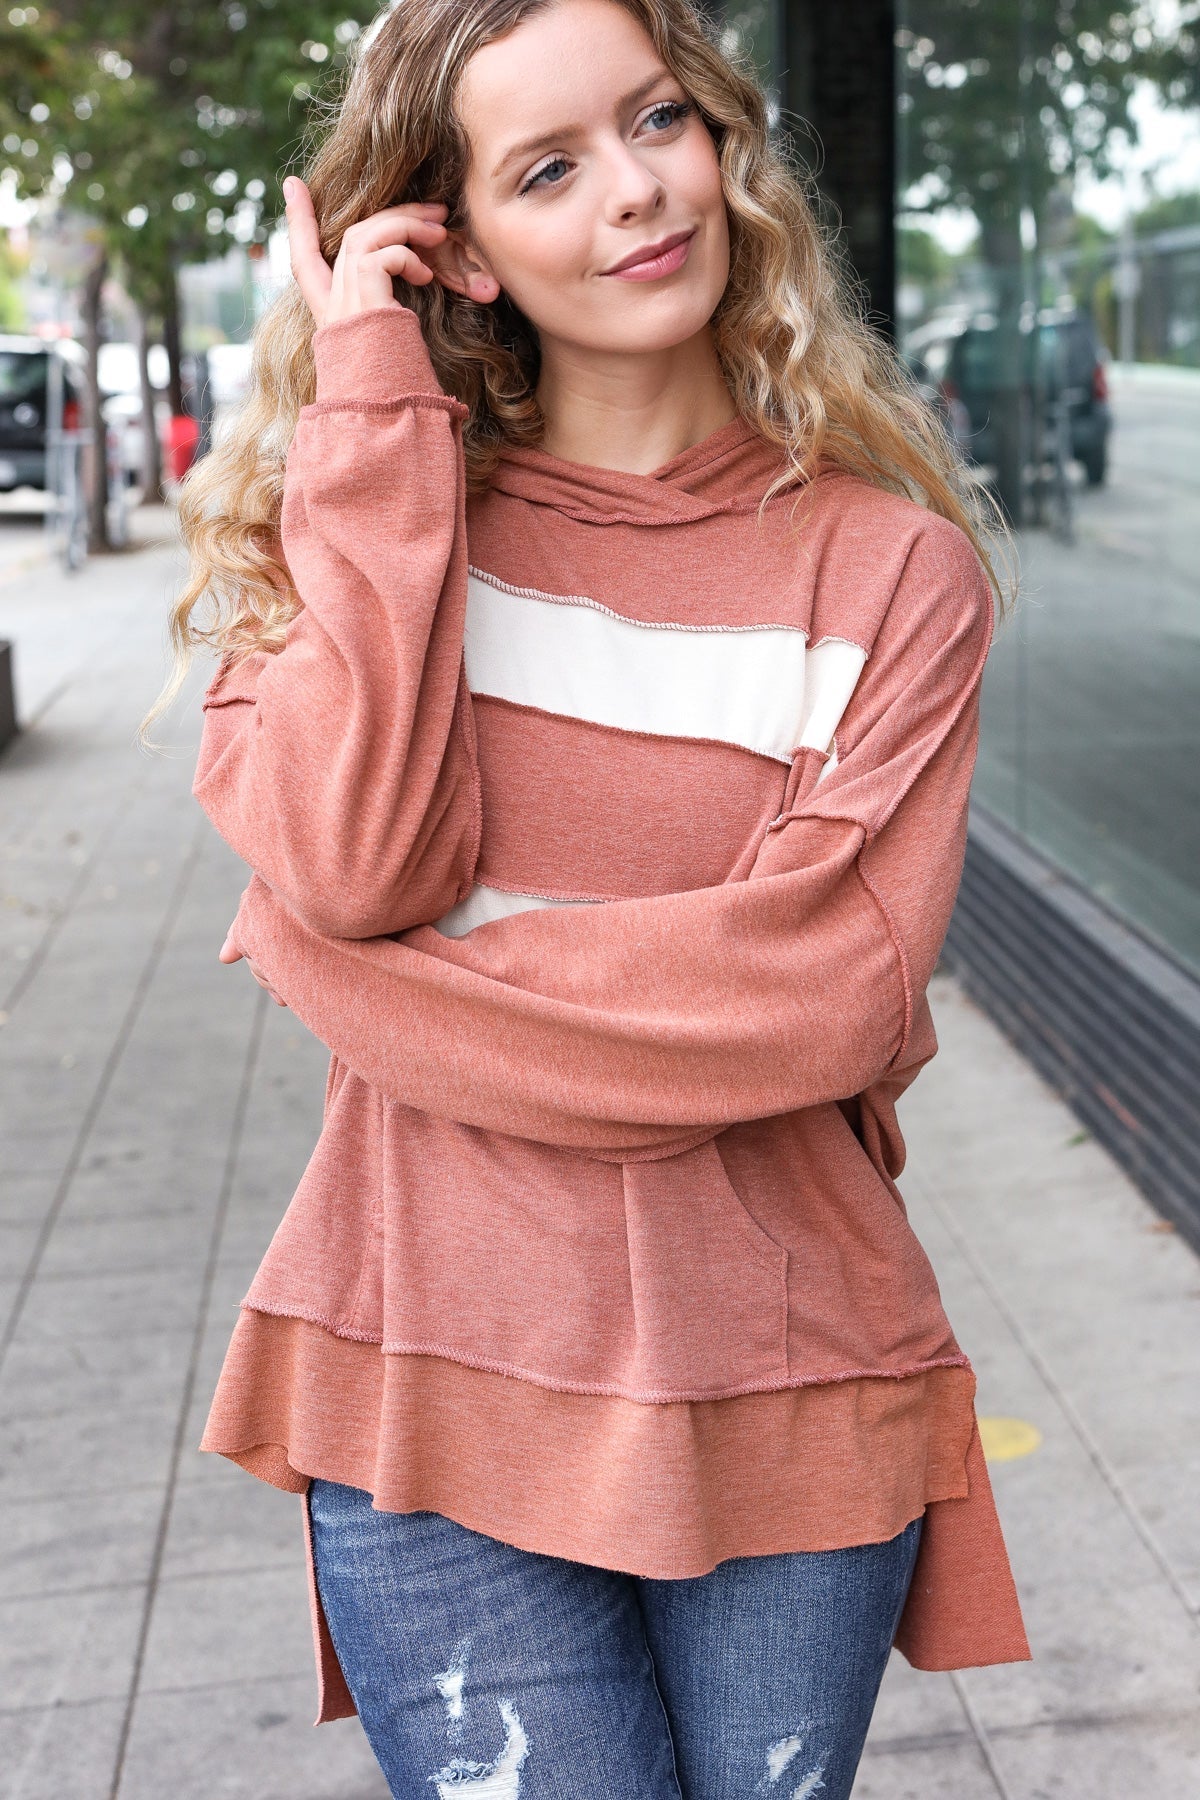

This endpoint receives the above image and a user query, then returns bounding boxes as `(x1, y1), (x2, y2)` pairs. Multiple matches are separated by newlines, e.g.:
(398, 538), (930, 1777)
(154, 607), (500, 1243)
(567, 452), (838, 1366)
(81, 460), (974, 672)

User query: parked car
(907, 308), (1112, 487)
(0, 335), (86, 493)
(98, 339), (171, 488)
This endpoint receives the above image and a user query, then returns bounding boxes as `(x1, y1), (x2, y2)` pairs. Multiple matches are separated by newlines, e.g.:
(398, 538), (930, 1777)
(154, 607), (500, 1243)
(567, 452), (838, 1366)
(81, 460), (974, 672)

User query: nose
(600, 138), (667, 222)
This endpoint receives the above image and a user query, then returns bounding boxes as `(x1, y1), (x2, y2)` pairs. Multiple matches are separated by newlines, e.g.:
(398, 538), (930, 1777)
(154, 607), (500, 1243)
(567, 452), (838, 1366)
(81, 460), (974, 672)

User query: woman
(148, 0), (1030, 1794)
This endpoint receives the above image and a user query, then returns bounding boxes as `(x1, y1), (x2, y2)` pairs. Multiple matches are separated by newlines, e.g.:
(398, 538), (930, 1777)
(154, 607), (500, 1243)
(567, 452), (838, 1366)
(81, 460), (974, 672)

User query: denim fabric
(308, 1477), (923, 1800)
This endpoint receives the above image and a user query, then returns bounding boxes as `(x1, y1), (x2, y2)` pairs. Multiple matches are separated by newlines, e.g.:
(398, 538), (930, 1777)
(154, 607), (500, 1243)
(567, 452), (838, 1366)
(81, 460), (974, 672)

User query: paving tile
(11, 1266), (205, 1342)
(984, 1711), (1200, 1799)
(116, 1675), (389, 1800)
(34, 1208), (216, 1281)
(0, 1485), (163, 1600)
(159, 1466), (303, 1582)
(850, 1736), (1001, 1798)
(0, 1175), (57, 1226)
(0, 1325), (193, 1423)
(139, 1565), (318, 1693)
(960, 1566), (1200, 1734)
(0, 1221), (40, 1284)
(0, 1582), (146, 1709)
(0, 1397), (178, 1503)
(0, 1696), (127, 1800)
(866, 1654), (972, 1749)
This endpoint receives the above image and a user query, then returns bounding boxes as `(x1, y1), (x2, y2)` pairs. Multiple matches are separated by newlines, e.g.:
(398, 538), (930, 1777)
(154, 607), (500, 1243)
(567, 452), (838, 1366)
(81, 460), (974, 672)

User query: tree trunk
(162, 262), (185, 417)
(82, 252), (109, 556)
(135, 304), (164, 501)
(980, 215), (1031, 527)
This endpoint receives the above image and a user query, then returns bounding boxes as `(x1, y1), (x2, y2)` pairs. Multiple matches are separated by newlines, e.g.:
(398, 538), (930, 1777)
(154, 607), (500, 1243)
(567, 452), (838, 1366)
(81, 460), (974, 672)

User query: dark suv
(0, 336), (85, 493)
(908, 309), (1112, 487)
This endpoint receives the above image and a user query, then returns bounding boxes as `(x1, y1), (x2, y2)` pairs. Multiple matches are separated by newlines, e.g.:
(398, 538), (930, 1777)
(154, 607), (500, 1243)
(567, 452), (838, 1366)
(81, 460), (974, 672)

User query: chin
(597, 284), (726, 354)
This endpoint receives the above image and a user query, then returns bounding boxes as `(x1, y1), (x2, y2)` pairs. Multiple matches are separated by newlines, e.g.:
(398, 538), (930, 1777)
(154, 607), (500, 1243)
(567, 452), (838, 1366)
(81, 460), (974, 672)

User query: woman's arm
(230, 515), (994, 1158)
(193, 303), (480, 938)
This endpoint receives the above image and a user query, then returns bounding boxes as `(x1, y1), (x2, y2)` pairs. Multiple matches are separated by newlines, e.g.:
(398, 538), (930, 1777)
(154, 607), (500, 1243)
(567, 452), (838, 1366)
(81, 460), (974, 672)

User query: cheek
(685, 136), (728, 225)
(490, 211), (594, 301)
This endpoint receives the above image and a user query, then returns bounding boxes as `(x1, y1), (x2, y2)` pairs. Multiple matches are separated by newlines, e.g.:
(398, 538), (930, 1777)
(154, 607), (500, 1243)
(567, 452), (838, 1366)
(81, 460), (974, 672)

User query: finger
(284, 177), (334, 319)
(246, 960), (288, 1008)
(327, 241), (440, 321)
(336, 212), (448, 260)
(359, 241), (443, 291)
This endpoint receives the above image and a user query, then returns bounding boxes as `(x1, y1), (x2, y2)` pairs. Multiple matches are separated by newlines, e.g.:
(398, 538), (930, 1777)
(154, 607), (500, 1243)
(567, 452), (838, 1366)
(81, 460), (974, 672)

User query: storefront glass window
(711, 2), (785, 124)
(896, 1), (1200, 974)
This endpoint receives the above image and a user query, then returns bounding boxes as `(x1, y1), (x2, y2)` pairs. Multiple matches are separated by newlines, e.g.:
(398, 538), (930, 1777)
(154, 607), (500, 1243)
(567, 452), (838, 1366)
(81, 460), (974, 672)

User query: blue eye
(518, 156), (572, 197)
(518, 99), (694, 198)
(644, 100), (690, 131)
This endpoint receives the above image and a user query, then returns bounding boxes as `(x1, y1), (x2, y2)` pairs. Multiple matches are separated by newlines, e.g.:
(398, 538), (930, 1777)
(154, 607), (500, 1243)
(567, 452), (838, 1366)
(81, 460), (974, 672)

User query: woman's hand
(283, 175), (450, 328)
(219, 927), (288, 1008)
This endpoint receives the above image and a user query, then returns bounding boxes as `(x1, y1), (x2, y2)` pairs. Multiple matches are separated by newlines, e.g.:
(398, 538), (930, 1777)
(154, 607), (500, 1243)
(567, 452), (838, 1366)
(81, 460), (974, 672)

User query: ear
(425, 227), (502, 304)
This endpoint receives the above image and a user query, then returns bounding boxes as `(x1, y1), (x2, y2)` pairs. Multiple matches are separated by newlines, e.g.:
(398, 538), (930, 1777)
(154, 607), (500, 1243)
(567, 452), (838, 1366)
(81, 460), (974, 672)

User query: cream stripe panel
(466, 571), (826, 763)
(437, 576), (870, 937)
(434, 883), (598, 940)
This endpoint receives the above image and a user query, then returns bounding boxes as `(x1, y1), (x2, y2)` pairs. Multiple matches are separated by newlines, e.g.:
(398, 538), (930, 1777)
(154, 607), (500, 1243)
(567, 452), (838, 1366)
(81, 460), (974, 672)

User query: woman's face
(442, 0), (730, 358)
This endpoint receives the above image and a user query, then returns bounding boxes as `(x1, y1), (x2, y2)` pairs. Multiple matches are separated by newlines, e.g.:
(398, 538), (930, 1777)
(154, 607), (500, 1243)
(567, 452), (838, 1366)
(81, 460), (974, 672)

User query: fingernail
(282, 176), (296, 201)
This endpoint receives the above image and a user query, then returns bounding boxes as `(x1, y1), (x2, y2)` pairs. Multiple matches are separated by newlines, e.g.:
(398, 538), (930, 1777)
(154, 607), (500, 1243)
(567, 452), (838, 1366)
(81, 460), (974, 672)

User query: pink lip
(603, 228), (696, 279)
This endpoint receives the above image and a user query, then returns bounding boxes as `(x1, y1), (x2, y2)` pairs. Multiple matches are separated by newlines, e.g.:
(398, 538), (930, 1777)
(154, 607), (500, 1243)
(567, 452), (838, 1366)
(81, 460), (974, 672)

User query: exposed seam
(857, 853), (915, 1070)
(808, 632), (872, 656)
(240, 1296), (384, 1344)
(864, 580), (996, 841)
(235, 1305), (971, 1403)
(467, 878), (611, 905)
(468, 563), (807, 636)
(301, 394), (470, 419)
(344, 1101), (386, 1338)
(451, 660), (485, 908)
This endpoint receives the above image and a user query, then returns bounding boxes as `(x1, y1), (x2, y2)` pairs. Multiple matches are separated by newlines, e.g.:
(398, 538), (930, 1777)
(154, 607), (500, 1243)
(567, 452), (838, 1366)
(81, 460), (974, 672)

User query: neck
(533, 326), (737, 474)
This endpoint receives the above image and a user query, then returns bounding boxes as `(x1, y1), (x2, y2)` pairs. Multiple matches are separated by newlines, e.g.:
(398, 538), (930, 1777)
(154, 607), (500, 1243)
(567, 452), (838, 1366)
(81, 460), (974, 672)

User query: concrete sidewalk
(0, 523), (1197, 1799)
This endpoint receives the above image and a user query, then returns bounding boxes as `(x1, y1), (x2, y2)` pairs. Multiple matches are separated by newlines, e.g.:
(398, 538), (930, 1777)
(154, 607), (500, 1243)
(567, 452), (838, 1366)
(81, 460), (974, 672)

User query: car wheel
(1083, 444), (1108, 487)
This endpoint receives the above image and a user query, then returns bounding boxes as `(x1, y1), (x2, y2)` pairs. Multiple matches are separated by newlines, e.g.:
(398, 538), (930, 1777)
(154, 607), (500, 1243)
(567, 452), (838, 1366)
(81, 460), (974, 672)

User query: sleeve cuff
(310, 305), (445, 405)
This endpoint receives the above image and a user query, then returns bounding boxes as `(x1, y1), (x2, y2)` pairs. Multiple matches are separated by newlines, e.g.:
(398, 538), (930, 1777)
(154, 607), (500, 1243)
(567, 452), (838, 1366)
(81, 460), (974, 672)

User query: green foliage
(1132, 188), (1200, 233)
(0, 1), (376, 302)
(0, 231), (28, 328)
(896, 0), (1195, 241)
(897, 222), (962, 284)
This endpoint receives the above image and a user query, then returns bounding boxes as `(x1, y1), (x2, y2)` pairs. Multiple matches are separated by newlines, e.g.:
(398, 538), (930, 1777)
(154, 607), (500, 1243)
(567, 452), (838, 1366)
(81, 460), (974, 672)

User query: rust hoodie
(193, 305), (1031, 1723)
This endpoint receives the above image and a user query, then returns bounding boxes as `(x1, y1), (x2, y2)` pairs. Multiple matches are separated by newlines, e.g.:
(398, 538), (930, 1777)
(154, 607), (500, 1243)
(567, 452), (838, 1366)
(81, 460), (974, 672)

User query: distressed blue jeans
(307, 1477), (923, 1799)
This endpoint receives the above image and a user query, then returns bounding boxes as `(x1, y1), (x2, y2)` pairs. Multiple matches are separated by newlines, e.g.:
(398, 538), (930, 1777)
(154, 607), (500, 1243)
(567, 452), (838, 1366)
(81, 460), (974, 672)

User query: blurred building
(716, 1), (1200, 1240)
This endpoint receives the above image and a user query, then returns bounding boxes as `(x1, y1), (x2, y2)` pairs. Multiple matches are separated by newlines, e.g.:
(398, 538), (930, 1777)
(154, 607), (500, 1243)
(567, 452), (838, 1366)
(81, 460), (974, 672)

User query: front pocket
(620, 1137), (789, 1399)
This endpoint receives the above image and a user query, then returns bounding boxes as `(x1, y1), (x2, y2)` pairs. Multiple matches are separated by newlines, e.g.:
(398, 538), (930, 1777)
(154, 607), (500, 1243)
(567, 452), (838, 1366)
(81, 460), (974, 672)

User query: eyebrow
(489, 69), (676, 183)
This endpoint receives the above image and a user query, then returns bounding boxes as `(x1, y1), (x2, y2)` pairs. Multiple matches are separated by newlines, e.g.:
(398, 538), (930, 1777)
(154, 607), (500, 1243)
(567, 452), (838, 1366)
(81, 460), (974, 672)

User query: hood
(487, 411), (797, 526)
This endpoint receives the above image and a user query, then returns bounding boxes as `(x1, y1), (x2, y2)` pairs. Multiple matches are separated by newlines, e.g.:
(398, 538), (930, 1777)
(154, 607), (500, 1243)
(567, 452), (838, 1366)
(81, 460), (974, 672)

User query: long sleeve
(231, 512), (994, 1159)
(191, 306), (482, 938)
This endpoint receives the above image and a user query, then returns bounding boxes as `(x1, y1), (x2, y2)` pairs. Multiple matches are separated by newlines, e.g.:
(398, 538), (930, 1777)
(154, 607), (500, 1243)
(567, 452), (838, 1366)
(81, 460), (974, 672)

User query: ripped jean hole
(764, 1732), (825, 1800)
(434, 1641), (471, 1737)
(429, 1697), (529, 1797)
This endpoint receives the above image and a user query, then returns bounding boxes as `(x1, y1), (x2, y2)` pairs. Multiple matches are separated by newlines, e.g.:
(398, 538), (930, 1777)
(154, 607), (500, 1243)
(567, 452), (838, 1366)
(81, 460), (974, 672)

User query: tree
(0, 1), (374, 542)
(896, 0), (1194, 515)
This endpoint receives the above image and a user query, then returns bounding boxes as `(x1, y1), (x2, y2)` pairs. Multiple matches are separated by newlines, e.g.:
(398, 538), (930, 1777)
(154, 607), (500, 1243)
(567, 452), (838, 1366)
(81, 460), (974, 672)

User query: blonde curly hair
(141, 0), (1013, 744)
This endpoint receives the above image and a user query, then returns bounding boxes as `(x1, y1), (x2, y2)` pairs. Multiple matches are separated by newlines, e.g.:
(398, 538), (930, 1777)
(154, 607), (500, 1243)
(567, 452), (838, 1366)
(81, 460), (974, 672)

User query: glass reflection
(897, 0), (1200, 974)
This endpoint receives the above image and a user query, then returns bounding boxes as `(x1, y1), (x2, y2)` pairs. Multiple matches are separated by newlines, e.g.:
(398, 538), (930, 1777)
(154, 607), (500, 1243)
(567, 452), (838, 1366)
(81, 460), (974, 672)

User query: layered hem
(238, 1295), (974, 1402)
(199, 1307), (1030, 1723)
